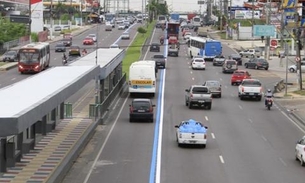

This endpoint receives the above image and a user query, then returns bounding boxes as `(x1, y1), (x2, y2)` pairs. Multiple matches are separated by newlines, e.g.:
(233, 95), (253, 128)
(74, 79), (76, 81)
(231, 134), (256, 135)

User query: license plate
(249, 93), (254, 95)
(268, 101), (272, 105)
(138, 110), (145, 112)
(189, 140), (196, 143)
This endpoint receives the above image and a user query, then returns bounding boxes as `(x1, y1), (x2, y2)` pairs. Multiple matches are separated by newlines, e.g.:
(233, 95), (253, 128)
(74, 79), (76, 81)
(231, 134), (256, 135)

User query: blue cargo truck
(170, 13), (180, 22)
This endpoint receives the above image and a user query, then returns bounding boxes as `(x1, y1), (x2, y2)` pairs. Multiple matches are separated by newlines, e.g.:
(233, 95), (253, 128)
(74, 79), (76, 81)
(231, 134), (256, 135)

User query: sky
(128, 0), (244, 12)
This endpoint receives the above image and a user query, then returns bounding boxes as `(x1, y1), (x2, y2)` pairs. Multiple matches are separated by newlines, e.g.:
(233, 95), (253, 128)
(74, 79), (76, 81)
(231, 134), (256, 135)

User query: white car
(184, 32), (192, 40)
(87, 34), (97, 42)
(288, 61), (305, 72)
(191, 57), (206, 70)
(121, 32), (130, 40)
(118, 24), (125, 30)
(295, 136), (305, 166)
(175, 119), (208, 148)
(109, 44), (119, 49)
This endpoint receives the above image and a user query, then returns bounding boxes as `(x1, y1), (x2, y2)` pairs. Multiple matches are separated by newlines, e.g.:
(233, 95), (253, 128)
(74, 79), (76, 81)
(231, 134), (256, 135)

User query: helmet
(267, 89), (271, 92)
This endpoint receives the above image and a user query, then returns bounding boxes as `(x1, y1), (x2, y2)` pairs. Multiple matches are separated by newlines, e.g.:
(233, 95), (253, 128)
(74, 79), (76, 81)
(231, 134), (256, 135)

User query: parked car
(129, 98), (155, 122)
(54, 26), (61, 31)
(295, 135), (305, 166)
(121, 32), (130, 40)
(288, 61), (305, 72)
(150, 43), (160, 52)
(231, 70), (251, 85)
(222, 60), (238, 73)
(62, 38), (72, 47)
(62, 25), (70, 30)
(191, 57), (206, 70)
(230, 53), (242, 65)
(83, 37), (94, 45)
(87, 34), (97, 42)
(55, 42), (66, 52)
(213, 55), (226, 66)
(175, 119), (208, 148)
(1, 50), (18, 62)
(202, 80), (222, 98)
(244, 58), (269, 70)
(152, 54), (166, 68)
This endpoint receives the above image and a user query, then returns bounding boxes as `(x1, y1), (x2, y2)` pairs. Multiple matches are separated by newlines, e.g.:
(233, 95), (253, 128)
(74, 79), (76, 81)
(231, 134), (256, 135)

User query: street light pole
(50, 0), (53, 40)
(29, 0), (32, 43)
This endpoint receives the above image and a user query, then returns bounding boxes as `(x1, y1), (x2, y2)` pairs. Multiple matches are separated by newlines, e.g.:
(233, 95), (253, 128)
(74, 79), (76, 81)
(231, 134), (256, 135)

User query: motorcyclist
(82, 49), (87, 56)
(62, 53), (67, 65)
(265, 89), (273, 106)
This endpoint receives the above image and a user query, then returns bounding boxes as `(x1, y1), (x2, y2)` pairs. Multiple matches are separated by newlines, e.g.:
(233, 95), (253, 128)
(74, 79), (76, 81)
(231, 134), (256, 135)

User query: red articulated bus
(18, 42), (50, 74)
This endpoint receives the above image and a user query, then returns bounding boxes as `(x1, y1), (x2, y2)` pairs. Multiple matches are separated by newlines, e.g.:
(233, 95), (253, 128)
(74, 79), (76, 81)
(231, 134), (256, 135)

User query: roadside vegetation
(122, 21), (155, 78)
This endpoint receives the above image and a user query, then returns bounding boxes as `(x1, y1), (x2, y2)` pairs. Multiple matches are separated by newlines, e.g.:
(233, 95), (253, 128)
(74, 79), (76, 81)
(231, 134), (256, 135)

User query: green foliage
(123, 21), (155, 78)
(31, 33), (39, 42)
(0, 17), (27, 42)
(137, 27), (147, 34)
(60, 14), (70, 21)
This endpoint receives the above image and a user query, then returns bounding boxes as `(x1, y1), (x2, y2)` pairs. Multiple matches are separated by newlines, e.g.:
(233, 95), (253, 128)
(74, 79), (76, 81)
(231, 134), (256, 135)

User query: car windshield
(216, 55), (224, 58)
(153, 55), (164, 58)
(132, 101), (150, 109)
(88, 34), (96, 38)
(123, 33), (129, 35)
(192, 87), (209, 94)
(242, 80), (261, 86)
(194, 59), (204, 62)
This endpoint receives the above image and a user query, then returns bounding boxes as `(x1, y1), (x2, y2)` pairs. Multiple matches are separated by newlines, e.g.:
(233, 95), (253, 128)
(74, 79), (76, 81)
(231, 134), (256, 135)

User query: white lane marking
(219, 155), (225, 164)
(192, 77), (195, 81)
(238, 105), (243, 110)
(211, 133), (215, 139)
(11, 78), (16, 81)
(112, 98), (120, 110)
(83, 96), (129, 183)
(279, 158), (287, 166)
(219, 78), (223, 81)
(190, 71), (193, 74)
(143, 28), (156, 60)
(261, 135), (267, 142)
(205, 116), (209, 121)
(248, 119), (253, 123)
(280, 111), (305, 133)
(224, 85), (228, 89)
(231, 94), (234, 97)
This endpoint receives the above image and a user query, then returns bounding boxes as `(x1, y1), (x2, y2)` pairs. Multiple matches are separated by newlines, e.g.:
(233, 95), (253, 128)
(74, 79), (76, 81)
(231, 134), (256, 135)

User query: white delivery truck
(129, 61), (156, 97)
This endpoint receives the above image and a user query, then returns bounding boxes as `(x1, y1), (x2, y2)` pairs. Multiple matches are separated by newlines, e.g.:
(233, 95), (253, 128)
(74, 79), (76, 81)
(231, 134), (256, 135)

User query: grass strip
(122, 21), (155, 78)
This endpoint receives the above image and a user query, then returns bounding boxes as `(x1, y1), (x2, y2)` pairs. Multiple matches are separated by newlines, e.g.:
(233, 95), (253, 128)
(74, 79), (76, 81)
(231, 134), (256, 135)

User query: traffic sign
(270, 39), (278, 47)
(253, 25), (275, 37)
(295, 57), (300, 62)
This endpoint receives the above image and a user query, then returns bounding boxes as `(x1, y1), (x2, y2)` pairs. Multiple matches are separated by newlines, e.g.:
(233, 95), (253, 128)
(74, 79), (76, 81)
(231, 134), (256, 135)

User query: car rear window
(194, 59), (204, 62)
(233, 71), (245, 75)
(242, 80), (261, 86)
(257, 59), (267, 63)
(206, 82), (220, 87)
(192, 87), (209, 93)
(132, 101), (150, 109)
(226, 61), (236, 65)
(154, 55), (164, 58)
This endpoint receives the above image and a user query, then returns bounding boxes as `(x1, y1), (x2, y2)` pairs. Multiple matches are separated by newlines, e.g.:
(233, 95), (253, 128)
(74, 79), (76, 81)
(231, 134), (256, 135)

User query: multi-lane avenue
(61, 26), (305, 183)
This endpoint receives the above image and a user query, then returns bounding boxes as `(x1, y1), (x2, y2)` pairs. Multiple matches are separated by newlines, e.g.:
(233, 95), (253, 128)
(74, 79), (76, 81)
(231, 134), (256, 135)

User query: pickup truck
(239, 49), (260, 58)
(238, 79), (263, 101)
(175, 119), (208, 148)
(168, 44), (179, 57)
(185, 85), (212, 109)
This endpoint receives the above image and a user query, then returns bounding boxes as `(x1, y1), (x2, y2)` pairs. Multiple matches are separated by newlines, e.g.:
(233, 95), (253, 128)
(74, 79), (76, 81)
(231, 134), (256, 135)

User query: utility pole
(28, 0), (32, 43)
(264, 0), (271, 60)
(50, 0), (53, 40)
(220, 0), (223, 31)
(279, 0), (285, 66)
(251, 0), (254, 48)
(295, 12), (303, 90)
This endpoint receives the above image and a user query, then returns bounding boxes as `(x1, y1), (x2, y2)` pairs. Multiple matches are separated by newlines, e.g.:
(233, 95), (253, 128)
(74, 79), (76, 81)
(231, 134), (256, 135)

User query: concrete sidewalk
(0, 24), (96, 71)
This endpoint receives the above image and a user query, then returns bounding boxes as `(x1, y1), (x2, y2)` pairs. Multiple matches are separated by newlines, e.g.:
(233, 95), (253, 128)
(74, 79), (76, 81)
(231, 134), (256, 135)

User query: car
(129, 98), (155, 122)
(121, 32), (130, 40)
(222, 59), (238, 73)
(213, 55), (226, 66)
(231, 70), (251, 85)
(174, 119), (208, 148)
(288, 61), (305, 72)
(118, 23), (125, 30)
(109, 44), (120, 49)
(54, 26), (61, 31)
(123, 21), (130, 28)
(168, 36), (178, 44)
(238, 79), (263, 101)
(55, 42), (66, 52)
(69, 45), (81, 56)
(185, 85), (212, 109)
(239, 48), (260, 58)
(1, 50), (18, 62)
(244, 58), (269, 70)
(191, 57), (206, 70)
(62, 25), (70, 30)
(62, 38), (72, 47)
(83, 37), (94, 45)
(152, 54), (166, 68)
(63, 33), (73, 41)
(203, 80), (222, 98)
(184, 32), (192, 40)
(87, 34), (97, 42)
(295, 135), (305, 166)
(150, 43), (160, 52)
(230, 54), (242, 65)
(182, 28), (190, 36)
(105, 24), (112, 31)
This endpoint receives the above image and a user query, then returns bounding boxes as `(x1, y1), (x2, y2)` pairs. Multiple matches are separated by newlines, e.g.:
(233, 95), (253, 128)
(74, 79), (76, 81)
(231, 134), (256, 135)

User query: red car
(83, 37), (94, 45)
(231, 70), (251, 85)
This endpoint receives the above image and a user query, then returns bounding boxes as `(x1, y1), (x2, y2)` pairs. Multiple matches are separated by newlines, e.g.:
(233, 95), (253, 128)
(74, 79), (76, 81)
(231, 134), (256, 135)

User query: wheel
(219, 94), (222, 98)
(206, 103), (212, 110)
(129, 118), (132, 122)
(202, 144), (206, 148)
(231, 82), (234, 86)
(240, 54), (243, 57)
(188, 102), (192, 109)
(301, 156), (305, 166)
(255, 65), (259, 70)
(185, 100), (188, 106)
(240, 96), (244, 100)
(289, 68), (295, 72)
(257, 97), (262, 101)
(268, 106), (270, 110)
(190, 52), (193, 58)
(150, 118), (154, 122)
(245, 64), (248, 68)
(265, 67), (269, 70)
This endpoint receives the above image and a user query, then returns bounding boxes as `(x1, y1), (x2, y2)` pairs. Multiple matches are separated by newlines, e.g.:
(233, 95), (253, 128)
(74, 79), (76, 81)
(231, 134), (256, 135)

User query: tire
(150, 118), (154, 123)
(185, 100), (188, 106)
(245, 64), (248, 68)
(257, 97), (262, 101)
(231, 82), (234, 86)
(301, 156), (305, 167)
(213, 63), (216, 66)
(129, 118), (132, 122)
(190, 52), (193, 58)
(289, 68), (295, 72)
(265, 67), (269, 70)
(255, 65), (259, 70)
(202, 144), (206, 148)
(240, 96), (244, 100)
(188, 102), (192, 109)
(219, 94), (222, 98)
(206, 103), (212, 110)
(268, 106), (270, 110)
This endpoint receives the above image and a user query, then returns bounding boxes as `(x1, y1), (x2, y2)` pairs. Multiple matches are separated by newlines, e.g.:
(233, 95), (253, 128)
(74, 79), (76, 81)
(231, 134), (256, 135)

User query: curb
(0, 62), (18, 71)
(291, 112), (305, 126)
(275, 99), (305, 127)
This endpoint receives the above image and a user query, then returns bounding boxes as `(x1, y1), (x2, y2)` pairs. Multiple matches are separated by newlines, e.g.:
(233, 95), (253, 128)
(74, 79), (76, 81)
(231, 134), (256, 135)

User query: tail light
(149, 107), (153, 112)
(241, 87), (244, 92)
(130, 106), (134, 113)
(257, 63), (262, 66)
(204, 134), (207, 139)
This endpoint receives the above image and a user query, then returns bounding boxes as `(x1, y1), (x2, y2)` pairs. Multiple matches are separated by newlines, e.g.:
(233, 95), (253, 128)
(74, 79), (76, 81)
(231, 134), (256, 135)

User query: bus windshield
(19, 52), (39, 63)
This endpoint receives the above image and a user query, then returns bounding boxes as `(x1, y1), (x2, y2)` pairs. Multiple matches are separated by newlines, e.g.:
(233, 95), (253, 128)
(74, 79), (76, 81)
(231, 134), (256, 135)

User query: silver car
(203, 80), (222, 98)
(121, 32), (130, 40)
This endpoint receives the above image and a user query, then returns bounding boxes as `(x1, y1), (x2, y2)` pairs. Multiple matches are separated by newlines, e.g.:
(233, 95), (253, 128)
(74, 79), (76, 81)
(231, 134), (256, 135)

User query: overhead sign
(234, 10), (260, 19)
(197, 1), (204, 4)
(253, 25), (275, 37)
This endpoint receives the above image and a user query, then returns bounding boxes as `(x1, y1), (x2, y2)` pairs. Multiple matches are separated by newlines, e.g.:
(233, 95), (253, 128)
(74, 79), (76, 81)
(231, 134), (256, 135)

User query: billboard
(31, 0), (43, 33)
(253, 25), (276, 37)
(282, 0), (297, 8)
(234, 10), (260, 19)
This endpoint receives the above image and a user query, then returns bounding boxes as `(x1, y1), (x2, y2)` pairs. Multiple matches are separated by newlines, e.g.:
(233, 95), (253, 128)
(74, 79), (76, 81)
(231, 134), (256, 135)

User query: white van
(135, 60), (157, 77)
(129, 62), (156, 97)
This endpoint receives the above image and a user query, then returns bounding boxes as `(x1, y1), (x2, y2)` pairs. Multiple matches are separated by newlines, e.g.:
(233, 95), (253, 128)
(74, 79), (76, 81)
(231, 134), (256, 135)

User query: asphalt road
(0, 22), (141, 106)
(62, 27), (305, 183)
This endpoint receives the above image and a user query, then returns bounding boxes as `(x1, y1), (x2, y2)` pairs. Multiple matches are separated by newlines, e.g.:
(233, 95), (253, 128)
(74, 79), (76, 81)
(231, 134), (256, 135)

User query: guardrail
(273, 79), (285, 93)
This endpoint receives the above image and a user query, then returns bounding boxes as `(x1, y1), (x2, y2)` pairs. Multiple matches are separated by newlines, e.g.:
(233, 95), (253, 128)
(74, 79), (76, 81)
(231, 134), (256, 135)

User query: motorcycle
(265, 97), (273, 110)
(62, 55), (67, 65)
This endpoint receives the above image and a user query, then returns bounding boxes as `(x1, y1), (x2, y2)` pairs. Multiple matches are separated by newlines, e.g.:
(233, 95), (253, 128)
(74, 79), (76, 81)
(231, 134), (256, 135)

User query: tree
(137, 27), (147, 36)
(147, 0), (169, 22)
(0, 17), (27, 42)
